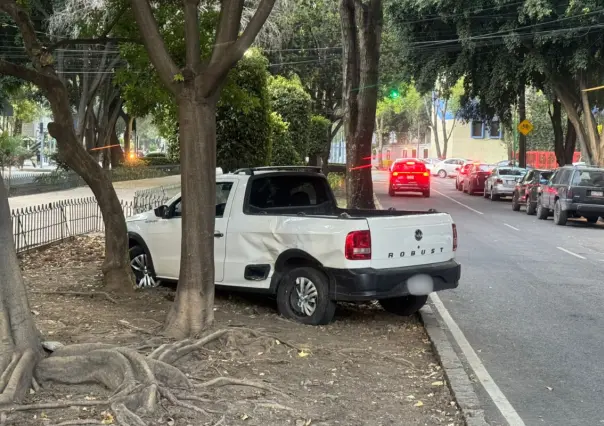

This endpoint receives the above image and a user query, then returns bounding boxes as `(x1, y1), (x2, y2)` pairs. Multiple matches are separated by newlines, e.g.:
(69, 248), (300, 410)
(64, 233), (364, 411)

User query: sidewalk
(9, 175), (181, 211)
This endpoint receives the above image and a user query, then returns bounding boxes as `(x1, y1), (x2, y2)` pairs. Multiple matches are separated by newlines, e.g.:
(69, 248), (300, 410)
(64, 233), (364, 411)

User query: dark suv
(536, 166), (604, 225)
(512, 169), (553, 215)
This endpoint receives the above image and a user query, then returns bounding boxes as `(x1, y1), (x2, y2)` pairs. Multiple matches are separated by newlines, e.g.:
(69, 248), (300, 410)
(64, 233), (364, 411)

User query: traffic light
(389, 88), (400, 99)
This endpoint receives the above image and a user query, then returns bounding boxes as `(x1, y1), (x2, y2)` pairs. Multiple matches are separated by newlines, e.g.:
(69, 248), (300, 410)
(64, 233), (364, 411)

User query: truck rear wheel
(277, 266), (336, 325)
(379, 295), (428, 316)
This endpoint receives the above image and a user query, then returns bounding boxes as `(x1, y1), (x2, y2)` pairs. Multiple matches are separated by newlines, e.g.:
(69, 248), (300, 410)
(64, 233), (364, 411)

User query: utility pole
(518, 86), (527, 168)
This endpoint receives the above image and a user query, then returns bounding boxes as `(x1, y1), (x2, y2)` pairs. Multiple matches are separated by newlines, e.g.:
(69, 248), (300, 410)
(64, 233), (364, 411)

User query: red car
(462, 163), (493, 195)
(455, 161), (476, 190)
(388, 159), (431, 197)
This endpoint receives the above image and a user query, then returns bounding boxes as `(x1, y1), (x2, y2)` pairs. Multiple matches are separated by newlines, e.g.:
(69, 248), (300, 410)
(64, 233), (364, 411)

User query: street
(373, 171), (604, 426)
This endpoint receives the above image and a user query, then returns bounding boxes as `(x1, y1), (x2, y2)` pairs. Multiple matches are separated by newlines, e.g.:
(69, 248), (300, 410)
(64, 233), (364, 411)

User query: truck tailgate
(367, 213), (454, 269)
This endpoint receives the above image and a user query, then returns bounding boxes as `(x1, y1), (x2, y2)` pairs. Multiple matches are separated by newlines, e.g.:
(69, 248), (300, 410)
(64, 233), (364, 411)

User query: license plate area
(590, 190), (603, 197)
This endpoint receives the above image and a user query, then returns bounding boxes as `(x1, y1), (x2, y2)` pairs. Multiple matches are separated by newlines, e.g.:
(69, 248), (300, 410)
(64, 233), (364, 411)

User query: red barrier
(522, 151), (581, 169)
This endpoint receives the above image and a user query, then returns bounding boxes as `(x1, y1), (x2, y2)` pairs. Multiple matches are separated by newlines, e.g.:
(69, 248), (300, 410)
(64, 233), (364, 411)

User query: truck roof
(232, 166), (323, 175)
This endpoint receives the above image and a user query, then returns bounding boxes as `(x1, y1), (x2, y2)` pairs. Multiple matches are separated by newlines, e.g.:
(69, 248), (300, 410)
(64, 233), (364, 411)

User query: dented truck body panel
(126, 171), (461, 299)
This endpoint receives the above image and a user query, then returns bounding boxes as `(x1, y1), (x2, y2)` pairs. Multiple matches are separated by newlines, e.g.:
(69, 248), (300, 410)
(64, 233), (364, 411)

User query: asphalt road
(373, 171), (604, 426)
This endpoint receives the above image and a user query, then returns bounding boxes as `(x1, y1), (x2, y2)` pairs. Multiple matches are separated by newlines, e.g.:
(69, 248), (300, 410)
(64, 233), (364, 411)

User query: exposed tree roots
(0, 328), (291, 425)
(30, 290), (118, 304)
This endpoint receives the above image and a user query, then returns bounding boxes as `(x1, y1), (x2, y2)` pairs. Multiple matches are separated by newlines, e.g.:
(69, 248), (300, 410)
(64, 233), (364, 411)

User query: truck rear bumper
(561, 202), (604, 215)
(326, 260), (461, 301)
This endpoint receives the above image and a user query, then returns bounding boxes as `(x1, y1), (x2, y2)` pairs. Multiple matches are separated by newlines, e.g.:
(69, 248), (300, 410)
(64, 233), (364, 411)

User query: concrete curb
(374, 193), (489, 426)
(420, 304), (489, 426)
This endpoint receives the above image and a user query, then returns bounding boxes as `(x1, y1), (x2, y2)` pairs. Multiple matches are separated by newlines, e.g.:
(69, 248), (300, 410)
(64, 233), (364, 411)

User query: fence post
(17, 215), (27, 250)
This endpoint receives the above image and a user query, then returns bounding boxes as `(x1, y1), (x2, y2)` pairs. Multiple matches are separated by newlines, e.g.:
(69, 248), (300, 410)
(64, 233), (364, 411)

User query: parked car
(496, 160), (534, 169)
(421, 158), (440, 174)
(462, 163), (494, 195)
(455, 161), (477, 190)
(433, 158), (468, 178)
(127, 166), (461, 325)
(484, 166), (527, 200)
(536, 165), (604, 225)
(389, 159), (431, 197)
(511, 169), (553, 214)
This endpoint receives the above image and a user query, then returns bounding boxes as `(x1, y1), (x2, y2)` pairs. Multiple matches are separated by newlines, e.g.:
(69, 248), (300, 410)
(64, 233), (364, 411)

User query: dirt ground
(7, 235), (463, 426)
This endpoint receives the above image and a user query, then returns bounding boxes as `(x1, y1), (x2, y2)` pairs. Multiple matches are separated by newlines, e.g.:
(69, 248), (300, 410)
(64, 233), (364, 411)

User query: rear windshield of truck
(246, 175), (333, 211)
(571, 170), (604, 187)
(499, 168), (525, 176)
(392, 161), (427, 173)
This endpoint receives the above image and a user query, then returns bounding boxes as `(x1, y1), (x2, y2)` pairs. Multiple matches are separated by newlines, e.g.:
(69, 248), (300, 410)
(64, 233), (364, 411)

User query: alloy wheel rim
(130, 254), (157, 288)
(292, 277), (318, 316)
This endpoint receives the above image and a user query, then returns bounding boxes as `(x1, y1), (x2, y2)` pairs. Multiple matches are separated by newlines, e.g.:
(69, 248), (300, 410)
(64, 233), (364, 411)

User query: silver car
(484, 167), (527, 200)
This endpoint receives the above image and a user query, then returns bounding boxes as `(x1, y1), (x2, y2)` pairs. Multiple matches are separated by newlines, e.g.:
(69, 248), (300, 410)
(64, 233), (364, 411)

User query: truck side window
(247, 176), (330, 210)
(170, 182), (233, 218)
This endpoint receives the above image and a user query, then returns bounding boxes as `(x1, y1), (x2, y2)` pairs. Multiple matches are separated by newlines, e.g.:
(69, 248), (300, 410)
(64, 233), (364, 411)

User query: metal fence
(3, 164), (181, 197)
(133, 183), (181, 214)
(11, 198), (136, 253)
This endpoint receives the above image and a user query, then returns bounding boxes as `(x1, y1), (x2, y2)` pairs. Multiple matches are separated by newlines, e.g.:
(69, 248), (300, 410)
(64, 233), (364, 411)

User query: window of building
(402, 149), (408, 158)
(423, 148), (429, 158)
(411, 149), (417, 157)
(471, 121), (485, 138)
(488, 120), (502, 139)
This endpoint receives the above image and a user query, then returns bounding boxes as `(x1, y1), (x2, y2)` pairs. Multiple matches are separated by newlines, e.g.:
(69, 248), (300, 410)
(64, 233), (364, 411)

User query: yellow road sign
(517, 119), (533, 136)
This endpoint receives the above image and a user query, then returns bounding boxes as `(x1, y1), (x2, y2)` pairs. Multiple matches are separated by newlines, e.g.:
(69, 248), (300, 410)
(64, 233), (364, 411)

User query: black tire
(462, 182), (468, 193)
(129, 245), (157, 288)
(536, 199), (549, 220)
(552, 200), (568, 225)
(438, 169), (447, 178)
(490, 188), (500, 201)
(276, 266), (336, 325)
(526, 201), (536, 215)
(423, 190), (430, 198)
(388, 186), (395, 197)
(379, 295), (428, 316)
(454, 180), (458, 190)
(586, 216), (599, 224)
(512, 192), (521, 211)
(483, 186), (489, 198)
(468, 182), (475, 195)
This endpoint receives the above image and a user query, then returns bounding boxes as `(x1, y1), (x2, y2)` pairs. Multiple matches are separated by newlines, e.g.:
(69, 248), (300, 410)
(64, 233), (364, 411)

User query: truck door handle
(214, 232), (224, 238)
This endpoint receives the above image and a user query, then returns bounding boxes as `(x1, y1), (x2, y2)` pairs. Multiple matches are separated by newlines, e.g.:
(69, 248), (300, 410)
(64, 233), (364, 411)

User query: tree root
(196, 377), (288, 397)
(0, 328), (295, 423)
(30, 291), (117, 304)
(50, 420), (104, 426)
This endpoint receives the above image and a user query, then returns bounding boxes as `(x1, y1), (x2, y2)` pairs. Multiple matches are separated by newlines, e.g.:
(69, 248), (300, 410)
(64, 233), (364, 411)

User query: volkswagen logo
(415, 229), (423, 241)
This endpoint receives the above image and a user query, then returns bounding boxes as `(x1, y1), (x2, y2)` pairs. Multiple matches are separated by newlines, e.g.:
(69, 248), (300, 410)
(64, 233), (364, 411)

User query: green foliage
(268, 112), (301, 166)
(525, 90), (558, 151)
(327, 172), (345, 192)
(0, 133), (30, 173)
(268, 75), (313, 159)
(308, 115), (331, 157)
(217, 51), (271, 171)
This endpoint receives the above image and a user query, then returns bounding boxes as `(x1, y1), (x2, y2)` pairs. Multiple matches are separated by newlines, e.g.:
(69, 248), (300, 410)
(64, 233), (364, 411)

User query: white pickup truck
(126, 166), (460, 325)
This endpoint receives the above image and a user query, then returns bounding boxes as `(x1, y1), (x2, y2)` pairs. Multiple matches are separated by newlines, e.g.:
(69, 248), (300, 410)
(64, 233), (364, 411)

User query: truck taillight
(452, 224), (458, 251)
(423, 172), (429, 177)
(345, 230), (371, 260)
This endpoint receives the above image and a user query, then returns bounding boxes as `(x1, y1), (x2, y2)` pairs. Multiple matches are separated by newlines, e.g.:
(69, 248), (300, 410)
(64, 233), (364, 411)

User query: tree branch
(0, 59), (49, 87)
(49, 37), (139, 51)
(129, 0), (180, 95)
(209, 0), (244, 66)
(184, 0), (201, 72)
(203, 0), (276, 95)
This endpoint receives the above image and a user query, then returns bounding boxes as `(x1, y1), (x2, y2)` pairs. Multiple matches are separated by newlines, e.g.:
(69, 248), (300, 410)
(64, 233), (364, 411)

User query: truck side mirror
(154, 205), (168, 218)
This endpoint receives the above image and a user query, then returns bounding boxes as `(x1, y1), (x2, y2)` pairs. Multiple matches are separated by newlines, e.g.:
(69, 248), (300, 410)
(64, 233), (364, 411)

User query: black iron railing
(11, 198), (136, 253)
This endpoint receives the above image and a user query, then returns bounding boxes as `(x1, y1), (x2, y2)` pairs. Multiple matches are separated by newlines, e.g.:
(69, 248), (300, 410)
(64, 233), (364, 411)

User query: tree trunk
(13, 118), (22, 136)
(518, 86), (527, 168)
(340, 0), (382, 209)
(163, 96), (217, 339)
(44, 82), (134, 291)
(0, 179), (43, 406)
(110, 126), (125, 167)
(551, 99), (566, 166)
(427, 94), (442, 159)
(564, 118), (577, 164)
(554, 83), (593, 165)
(440, 102), (449, 159)
(124, 115), (133, 156)
(376, 116), (384, 169)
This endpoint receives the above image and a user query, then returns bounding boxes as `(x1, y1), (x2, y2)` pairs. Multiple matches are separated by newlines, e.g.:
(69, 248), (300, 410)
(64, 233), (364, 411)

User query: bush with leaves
(268, 112), (301, 166)
(308, 115), (331, 158)
(268, 75), (313, 159)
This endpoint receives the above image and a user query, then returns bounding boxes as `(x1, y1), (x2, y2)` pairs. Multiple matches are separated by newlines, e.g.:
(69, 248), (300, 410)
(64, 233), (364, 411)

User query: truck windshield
(499, 168), (525, 176)
(247, 175), (332, 209)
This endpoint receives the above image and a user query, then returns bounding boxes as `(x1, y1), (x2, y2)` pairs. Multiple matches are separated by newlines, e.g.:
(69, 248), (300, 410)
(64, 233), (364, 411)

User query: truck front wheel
(379, 295), (428, 316)
(277, 267), (336, 325)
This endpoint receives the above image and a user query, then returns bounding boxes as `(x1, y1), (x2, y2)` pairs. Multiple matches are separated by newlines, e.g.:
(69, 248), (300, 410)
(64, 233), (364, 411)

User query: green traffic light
(389, 89), (399, 98)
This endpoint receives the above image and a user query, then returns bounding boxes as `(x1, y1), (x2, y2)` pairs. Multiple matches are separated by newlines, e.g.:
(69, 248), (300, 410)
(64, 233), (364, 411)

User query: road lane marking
(432, 189), (484, 215)
(504, 223), (519, 231)
(556, 246), (586, 259)
(430, 294), (526, 426)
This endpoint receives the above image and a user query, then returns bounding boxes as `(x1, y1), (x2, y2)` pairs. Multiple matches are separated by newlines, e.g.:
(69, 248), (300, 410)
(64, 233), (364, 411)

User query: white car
(126, 166), (461, 325)
(433, 158), (468, 178)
